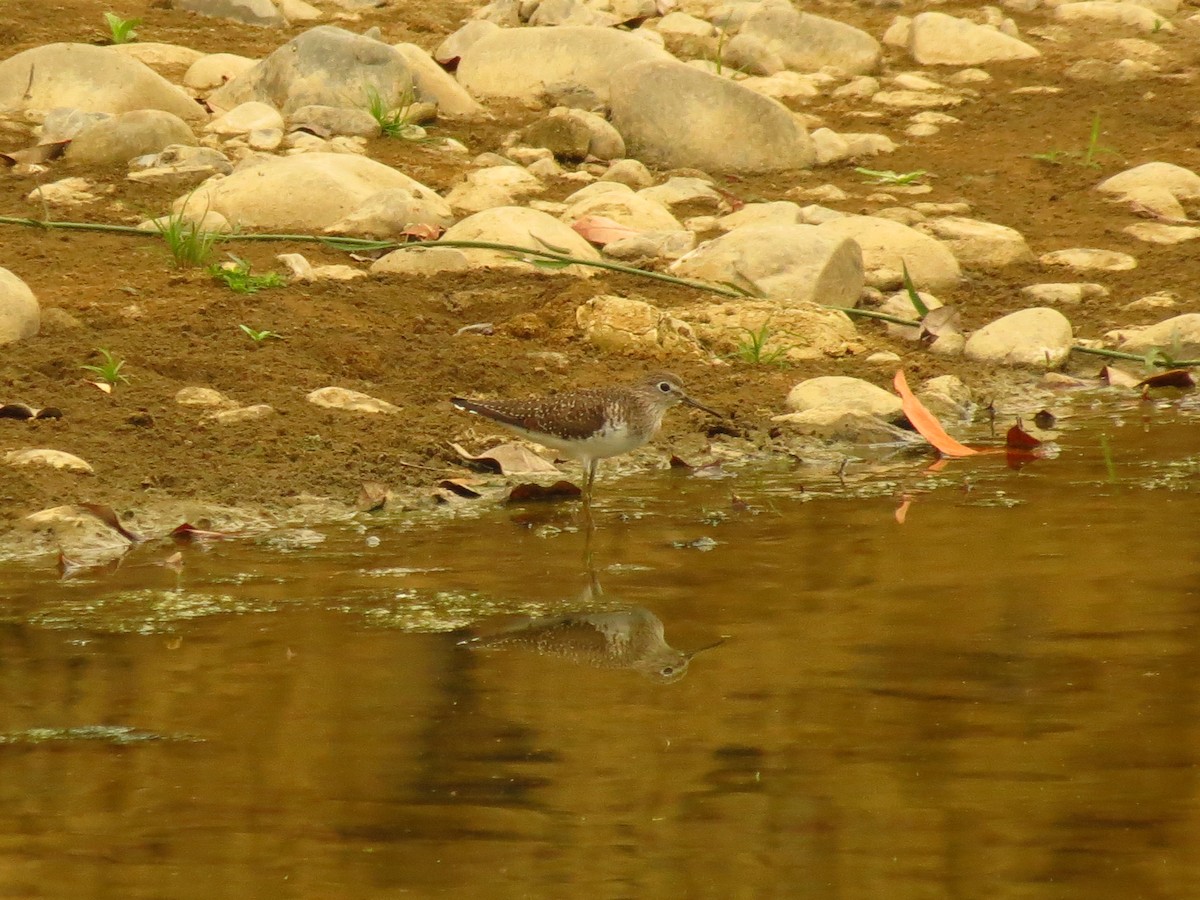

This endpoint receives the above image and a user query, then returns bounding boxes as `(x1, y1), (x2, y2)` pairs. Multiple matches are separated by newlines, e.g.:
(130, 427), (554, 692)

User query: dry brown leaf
(894, 370), (979, 458)
(1005, 422), (1043, 451)
(357, 481), (393, 512)
(451, 441), (560, 475)
(895, 496), (912, 524)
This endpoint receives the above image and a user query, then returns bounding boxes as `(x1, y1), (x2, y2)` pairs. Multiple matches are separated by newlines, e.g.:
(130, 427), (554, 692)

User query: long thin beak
(684, 638), (726, 660)
(682, 395), (725, 419)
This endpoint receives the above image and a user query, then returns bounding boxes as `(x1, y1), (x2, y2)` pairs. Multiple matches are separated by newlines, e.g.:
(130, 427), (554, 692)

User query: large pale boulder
(818, 216), (961, 290)
(964, 308), (1073, 369)
(670, 224), (863, 307)
(184, 53), (257, 91)
(724, 2), (881, 76)
(0, 268), (40, 345)
(908, 12), (1040, 65)
(64, 110), (196, 166)
(456, 26), (671, 104)
(610, 60), (814, 173)
(786, 376), (902, 418)
(208, 26), (412, 114)
(176, 154), (438, 230)
(0, 44), (204, 121)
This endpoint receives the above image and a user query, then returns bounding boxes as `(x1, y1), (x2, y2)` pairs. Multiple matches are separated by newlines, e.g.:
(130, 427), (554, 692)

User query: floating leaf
(893, 370), (979, 457)
(156, 552), (184, 573)
(451, 441), (560, 475)
(895, 495), (912, 524)
(506, 480), (582, 503)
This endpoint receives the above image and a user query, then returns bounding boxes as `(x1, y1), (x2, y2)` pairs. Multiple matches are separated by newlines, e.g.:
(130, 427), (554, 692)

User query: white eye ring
(658, 381), (672, 393)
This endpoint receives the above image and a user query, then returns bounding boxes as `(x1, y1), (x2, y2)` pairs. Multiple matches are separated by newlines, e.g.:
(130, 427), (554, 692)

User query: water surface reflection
(0, 410), (1198, 897)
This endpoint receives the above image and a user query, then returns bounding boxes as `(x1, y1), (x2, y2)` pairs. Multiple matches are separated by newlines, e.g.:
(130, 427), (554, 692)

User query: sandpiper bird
(451, 372), (722, 502)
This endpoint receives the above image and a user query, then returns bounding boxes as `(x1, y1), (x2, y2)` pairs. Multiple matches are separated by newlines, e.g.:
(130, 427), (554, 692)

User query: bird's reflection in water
(460, 606), (724, 683)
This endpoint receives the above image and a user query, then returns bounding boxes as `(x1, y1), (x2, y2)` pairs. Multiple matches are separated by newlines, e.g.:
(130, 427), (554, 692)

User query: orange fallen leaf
(893, 370), (979, 457)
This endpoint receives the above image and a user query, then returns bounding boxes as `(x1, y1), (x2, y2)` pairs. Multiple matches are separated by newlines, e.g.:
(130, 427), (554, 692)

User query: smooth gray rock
(174, 0), (285, 26)
(1109, 313), (1200, 359)
(610, 60), (814, 173)
(209, 26), (412, 115)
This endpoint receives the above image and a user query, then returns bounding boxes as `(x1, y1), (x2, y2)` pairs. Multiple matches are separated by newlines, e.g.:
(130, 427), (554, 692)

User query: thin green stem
(1069, 345), (1200, 368)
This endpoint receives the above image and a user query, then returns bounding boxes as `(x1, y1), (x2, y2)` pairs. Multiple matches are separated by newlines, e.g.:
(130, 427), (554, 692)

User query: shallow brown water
(1, 396), (1199, 899)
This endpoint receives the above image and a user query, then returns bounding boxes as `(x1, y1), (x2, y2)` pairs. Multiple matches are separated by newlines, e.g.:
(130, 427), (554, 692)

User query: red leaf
(893, 370), (979, 457)
(1005, 423), (1043, 451)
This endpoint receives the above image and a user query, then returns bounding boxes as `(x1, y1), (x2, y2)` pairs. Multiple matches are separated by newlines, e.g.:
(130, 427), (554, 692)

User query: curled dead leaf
(451, 441), (560, 475)
(1005, 422), (1043, 452)
(438, 478), (483, 499)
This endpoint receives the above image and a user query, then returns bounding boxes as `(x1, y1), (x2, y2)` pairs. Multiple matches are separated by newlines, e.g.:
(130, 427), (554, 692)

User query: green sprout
(155, 206), (220, 268)
(365, 86), (428, 141)
(210, 256), (285, 294)
(855, 167), (929, 186)
(103, 12), (141, 44)
(1032, 113), (1118, 169)
(238, 324), (283, 344)
(81, 348), (130, 386)
(732, 323), (790, 366)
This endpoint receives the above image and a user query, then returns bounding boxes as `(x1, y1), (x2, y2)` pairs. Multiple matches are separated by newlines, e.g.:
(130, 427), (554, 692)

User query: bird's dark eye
(658, 381), (672, 393)
(661, 666), (675, 676)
